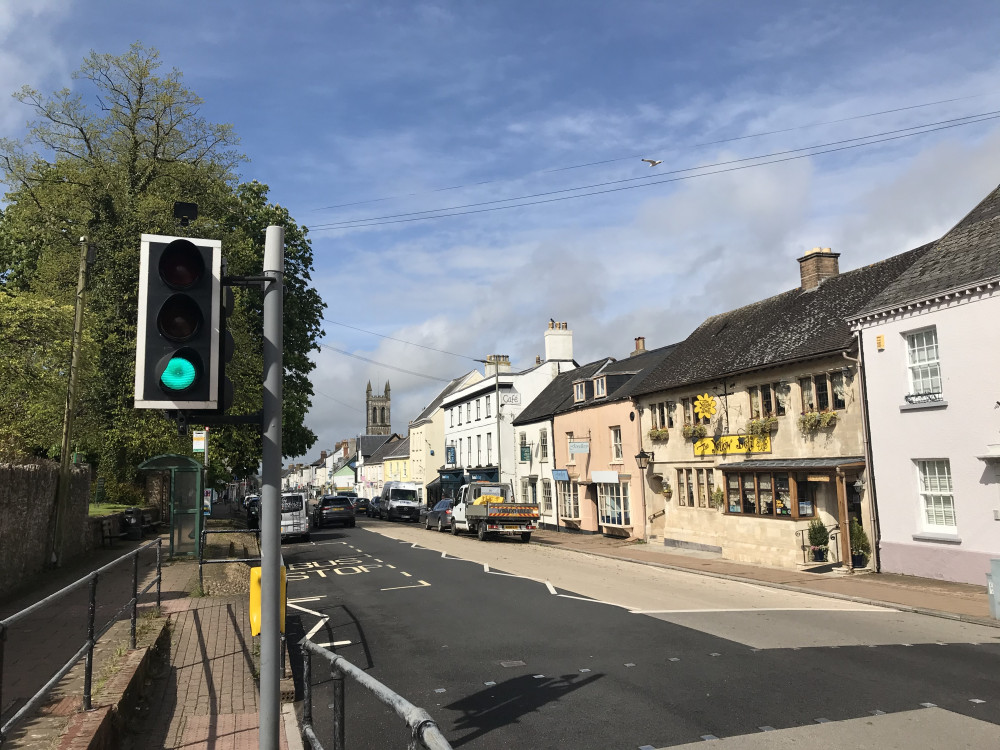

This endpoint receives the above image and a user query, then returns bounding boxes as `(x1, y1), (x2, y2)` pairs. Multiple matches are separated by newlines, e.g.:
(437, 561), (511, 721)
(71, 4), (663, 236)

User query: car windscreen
(434, 500), (453, 510)
(281, 496), (304, 512)
(390, 489), (418, 502)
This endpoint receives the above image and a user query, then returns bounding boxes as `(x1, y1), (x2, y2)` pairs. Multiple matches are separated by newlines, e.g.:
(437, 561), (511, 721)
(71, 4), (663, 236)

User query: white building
(440, 321), (577, 493)
(850, 184), (1000, 585)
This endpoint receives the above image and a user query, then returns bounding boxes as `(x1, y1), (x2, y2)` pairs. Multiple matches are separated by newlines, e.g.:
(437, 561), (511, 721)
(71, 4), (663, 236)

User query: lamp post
(475, 357), (503, 485)
(635, 449), (652, 542)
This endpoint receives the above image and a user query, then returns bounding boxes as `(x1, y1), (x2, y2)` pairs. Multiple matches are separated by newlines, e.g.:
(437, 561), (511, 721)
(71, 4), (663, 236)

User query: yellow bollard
(249, 565), (286, 636)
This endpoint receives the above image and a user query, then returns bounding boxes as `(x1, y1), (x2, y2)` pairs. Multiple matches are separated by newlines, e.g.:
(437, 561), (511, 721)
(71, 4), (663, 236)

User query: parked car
(424, 499), (454, 532)
(312, 495), (356, 529)
(352, 497), (370, 515)
(245, 495), (260, 530)
(367, 497), (382, 518)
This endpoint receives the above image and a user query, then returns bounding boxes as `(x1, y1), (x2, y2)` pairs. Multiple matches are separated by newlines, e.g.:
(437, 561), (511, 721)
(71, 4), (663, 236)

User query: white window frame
(574, 382), (585, 402)
(558, 480), (579, 518)
(466, 403), (472, 421)
(597, 482), (631, 527)
(486, 433), (492, 464)
(917, 459), (956, 532)
(521, 479), (530, 504)
(907, 327), (943, 397)
(539, 428), (549, 461)
(476, 435), (481, 465)
(476, 399), (481, 420)
(611, 426), (623, 462)
(485, 395), (491, 417)
(594, 377), (607, 398)
(540, 479), (552, 513)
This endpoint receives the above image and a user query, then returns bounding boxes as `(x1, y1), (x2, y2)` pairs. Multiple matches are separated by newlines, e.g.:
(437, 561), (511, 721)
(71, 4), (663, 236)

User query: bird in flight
(641, 158), (663, 167)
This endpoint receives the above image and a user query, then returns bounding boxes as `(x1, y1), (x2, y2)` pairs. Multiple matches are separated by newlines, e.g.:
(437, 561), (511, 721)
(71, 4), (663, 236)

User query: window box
(797, 411), (837, 432)
(648, 427), (670, 441)
(745, 416), (779, 437)
(682, 424), (708, 440)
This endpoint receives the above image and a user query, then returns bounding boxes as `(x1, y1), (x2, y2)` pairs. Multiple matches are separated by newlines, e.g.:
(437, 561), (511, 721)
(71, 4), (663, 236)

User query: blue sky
(3, 1), (1000, 461)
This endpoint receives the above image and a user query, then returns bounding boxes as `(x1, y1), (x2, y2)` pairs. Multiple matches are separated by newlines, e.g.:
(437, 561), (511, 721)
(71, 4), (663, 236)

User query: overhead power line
(309, 111), (1000, 231)
(309, 93), (988, 212)
(319, 343), (452, 382)
(321, 318), (478, 361)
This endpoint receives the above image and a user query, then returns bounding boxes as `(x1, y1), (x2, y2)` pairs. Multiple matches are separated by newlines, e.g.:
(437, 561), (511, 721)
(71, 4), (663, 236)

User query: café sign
(693, 434), (771, 456)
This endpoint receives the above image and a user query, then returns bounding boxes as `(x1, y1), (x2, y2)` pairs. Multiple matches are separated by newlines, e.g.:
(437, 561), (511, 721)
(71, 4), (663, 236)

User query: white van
(378, 482), (421, 522)
(280, 492), (310, 542)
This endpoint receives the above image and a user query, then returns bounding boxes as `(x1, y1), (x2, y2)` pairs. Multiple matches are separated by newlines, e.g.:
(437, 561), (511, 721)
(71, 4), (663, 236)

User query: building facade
(366, 381), (391, 435)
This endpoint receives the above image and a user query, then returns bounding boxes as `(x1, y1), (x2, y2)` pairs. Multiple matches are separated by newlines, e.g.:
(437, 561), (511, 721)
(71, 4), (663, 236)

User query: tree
(0, 44), (324, 497)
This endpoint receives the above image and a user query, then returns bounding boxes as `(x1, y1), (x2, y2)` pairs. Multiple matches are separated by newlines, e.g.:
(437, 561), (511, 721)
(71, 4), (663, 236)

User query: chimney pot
(631, 336), (646, 357)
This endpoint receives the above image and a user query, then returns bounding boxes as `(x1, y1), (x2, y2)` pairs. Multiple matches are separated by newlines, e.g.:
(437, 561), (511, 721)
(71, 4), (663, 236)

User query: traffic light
(135, 234), (222, 410)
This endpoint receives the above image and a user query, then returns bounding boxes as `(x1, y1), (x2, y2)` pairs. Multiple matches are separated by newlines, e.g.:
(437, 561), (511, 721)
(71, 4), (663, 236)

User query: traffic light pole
(259, 226), (284, 750)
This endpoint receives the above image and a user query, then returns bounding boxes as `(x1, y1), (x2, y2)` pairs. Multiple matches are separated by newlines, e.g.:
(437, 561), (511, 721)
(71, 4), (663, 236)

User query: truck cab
(451, 480), (538, 542)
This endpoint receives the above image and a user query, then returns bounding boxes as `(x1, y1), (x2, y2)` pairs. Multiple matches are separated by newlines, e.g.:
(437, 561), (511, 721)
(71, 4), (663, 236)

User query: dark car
(367, 497), (382, 518)
(423, 499), (454, 532)
(312, 496), (356, 529)
(353, 497), (370, 515)
(245, 496), (260, 530)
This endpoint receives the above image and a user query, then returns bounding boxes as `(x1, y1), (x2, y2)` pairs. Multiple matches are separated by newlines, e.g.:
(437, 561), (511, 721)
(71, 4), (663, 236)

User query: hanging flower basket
(746, 416), (779, 437)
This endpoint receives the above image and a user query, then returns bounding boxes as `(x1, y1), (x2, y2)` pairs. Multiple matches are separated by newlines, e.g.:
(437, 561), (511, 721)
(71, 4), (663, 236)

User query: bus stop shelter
(138, 454), (204, 558)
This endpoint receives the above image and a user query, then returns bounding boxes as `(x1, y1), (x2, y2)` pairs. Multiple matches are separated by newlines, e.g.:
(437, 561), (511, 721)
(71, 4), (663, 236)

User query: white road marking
(557, 593), (635, 611)
(287, 601), (327, 618)
(401, 572), (412, 577)
(970, 699), (986, 704)
(288, 596), (326, 604)
(314, 640), (352, 648)
(386, 564), (396, 569)
(381, 580), (431, 591)
(305, 617), (328, 640)
(545, 581), (557, 595)
(632, 607), (897, 614)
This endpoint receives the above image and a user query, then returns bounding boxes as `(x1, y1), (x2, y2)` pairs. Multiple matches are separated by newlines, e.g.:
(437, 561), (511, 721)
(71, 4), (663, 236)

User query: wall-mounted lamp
(635, 450), (652, 471)
(852, 478), (865, 494)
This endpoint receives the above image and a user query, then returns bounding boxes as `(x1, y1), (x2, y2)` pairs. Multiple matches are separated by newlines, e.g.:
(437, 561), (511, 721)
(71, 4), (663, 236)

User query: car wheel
(304, 532), (311, 542)
(425, 516), (432, 530)
(451, 519), (459, 536)
(521, 532), (531, 543)
(438, 518), (445, 533)
(477, 523), (487, 541)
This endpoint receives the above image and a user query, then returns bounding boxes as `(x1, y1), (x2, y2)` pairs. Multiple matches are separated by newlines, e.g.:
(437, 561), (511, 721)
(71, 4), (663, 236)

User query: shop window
(597, 482), (631, 526)
(558, 480), (579, 518)
(725, 472), (798, 517)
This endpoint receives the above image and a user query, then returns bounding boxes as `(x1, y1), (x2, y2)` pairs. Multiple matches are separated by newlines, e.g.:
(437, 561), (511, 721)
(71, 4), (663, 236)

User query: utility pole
(52, 237), (94, 566)
(259, 226), (284, 750)
(495, 360), (502, 484)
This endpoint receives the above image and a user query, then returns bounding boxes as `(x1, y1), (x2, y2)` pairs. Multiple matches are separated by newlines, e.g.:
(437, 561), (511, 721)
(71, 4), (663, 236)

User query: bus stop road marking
(381, 580), (431, 591)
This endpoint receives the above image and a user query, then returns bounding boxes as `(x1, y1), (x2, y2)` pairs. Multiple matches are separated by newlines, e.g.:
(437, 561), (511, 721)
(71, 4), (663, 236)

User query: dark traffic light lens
(157, 294), (203, 341)
(159, 239), (205, 289)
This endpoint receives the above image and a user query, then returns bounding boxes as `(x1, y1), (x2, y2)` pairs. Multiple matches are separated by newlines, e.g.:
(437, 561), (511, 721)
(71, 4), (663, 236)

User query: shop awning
(720, 456), (864, 471)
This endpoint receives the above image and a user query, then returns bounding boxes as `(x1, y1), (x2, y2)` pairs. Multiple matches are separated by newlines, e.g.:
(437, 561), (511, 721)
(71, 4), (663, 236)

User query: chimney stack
(630, 336), (646, 357)
(485, 354), (512, 376)
(320, 451), (328, 462)
(798, 247), (840, 290)
(544, 320), (574, 361)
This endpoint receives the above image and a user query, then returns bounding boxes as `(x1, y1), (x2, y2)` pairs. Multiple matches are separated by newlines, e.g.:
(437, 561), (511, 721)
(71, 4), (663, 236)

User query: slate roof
(358, 434), (392, 459)
(513, 344), (678, 425)
(365, 435), (401, 465)
(724, 456), (864, 469)
(632, 246), (930, 396)
(411, 371), (479, 425)
(855, 183), (1000, 316)
(384, 435), (410, 459)
(513, 359), (610, 426)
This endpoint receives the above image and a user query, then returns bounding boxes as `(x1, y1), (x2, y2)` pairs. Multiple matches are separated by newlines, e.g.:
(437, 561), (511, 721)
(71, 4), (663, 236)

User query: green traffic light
(160, 356), (197, 391)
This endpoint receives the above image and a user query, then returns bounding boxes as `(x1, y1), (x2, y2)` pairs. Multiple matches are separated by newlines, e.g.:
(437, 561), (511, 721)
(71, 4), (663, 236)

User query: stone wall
(0, 462), (92, 599)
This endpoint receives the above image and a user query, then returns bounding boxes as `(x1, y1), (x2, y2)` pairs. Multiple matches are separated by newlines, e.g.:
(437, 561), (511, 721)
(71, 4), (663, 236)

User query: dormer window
(594, 377), (607, 398)
(574, 382), (586, 402)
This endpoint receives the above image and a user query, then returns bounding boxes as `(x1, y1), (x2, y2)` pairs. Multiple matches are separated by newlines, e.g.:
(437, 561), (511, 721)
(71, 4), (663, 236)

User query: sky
(3, 1), (1000, 464)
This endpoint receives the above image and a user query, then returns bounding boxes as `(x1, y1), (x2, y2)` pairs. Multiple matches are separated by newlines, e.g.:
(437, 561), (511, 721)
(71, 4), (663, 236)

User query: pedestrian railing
(198, 527), (261, 592)
(0, 538), (162, 744)
(299, 639), (453, 750)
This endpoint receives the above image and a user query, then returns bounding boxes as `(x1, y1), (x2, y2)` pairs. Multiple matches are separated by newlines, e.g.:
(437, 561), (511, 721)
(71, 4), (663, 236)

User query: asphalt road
(282, 518), (1000, 749)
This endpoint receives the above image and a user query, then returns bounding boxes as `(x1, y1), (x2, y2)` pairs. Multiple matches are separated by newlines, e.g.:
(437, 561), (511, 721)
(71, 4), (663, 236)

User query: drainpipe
(844, 337), (881, 572)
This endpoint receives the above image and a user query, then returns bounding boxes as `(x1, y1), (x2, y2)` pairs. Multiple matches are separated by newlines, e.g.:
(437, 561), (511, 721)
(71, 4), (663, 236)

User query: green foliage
(746, 415), (778, 437)
(0, 44), (324, 499)
(681, 423), (708, 440)
(797, 411), (837, 432)
(710, 487), (725, 508)
(807, 518), (829, 548)
(648, 427), (670, 441)
(850, 517), (871, 558)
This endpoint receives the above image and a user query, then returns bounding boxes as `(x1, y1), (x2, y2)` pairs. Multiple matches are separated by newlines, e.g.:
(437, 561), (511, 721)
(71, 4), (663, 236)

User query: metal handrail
(299, 639), (453, 750)
(0, 538), (162, 744)
(198, 527), (261, 591)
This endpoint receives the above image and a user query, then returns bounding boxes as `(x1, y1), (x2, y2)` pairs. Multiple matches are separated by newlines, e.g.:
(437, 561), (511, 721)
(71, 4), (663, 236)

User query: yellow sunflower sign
(694, 393), (717, 421)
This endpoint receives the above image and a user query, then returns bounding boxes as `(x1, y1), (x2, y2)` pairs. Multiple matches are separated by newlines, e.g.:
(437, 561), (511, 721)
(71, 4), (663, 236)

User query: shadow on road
(443, 671), (603, 747)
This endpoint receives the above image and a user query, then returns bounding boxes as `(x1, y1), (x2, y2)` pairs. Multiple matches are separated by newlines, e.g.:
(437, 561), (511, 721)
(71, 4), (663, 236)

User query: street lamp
(635, 449), (652, 543)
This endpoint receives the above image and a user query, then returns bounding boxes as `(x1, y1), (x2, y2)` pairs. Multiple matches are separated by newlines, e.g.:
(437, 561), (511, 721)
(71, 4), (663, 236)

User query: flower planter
(811, 547), (828, 563)
(851, 553), (868, 569)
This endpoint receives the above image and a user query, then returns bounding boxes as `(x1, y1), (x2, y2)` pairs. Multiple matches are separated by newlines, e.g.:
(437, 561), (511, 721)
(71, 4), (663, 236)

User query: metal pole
(83, 574), (98, 711)
(332, 664), (345, 750)
(495, 361), (501, 484)
(52, 236), (92, 567)
(130, 553), (139, 649)
(259, 226), (284, 750)
(301, 652), (312, 733)
(0, 622), (6, 737)
(156, 539), (162, 609)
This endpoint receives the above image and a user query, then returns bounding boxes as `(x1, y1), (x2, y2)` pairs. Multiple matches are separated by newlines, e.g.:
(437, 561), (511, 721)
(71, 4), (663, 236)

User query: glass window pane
(799, 377), (815, 411)
(727, 474), (741, 513)
(815, 376), (829, 411)
(758, 473), (773, 515)
(741, 473), (757, 514)
(775, 474), (791, 516)
(761, 385), (773, 416)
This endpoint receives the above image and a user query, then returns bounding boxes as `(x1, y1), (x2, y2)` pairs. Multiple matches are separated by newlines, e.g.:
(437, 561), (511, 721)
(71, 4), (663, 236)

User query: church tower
(365, 381), (391, 435)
